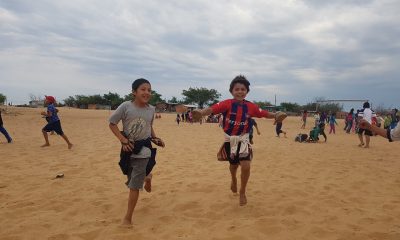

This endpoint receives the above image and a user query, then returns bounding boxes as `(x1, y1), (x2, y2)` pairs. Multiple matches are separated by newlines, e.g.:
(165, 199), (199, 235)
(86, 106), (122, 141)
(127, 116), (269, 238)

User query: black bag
(295, 133), (308, 142)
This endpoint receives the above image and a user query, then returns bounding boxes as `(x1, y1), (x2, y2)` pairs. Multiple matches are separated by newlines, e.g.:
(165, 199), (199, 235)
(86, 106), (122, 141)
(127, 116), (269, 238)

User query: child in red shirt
(192, 75), (286, 206)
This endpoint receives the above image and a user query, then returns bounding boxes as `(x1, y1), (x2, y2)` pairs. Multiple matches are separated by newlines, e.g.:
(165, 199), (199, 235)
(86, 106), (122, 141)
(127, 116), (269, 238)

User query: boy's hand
(257, 130), (261, 135)
(275, 111), (287, 122)
(192, 110), (203, 122)
(151, 137), (165, 147)
(121, 138), (134, 152)
(41, 111), (47, 116)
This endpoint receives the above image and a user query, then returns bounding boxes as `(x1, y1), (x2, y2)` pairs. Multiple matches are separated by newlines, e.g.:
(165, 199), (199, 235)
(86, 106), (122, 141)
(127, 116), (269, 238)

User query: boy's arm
(109, 123), (133, 151)
(151, 126), (165, 147)
(192, 107), (213, 122)
(359, 119), (387, 139)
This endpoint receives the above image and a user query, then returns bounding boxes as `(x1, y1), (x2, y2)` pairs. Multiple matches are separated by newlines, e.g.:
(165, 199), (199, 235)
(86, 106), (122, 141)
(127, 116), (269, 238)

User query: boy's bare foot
(231, 179), (237, 193)
(239, 193), (247, 206)
(364, 145), (369, 148)
(121, 218), (132, 228)
(41, 143), (50, 147)
(68, 143), (73, 149)
(144, 173), (152, 192)
(358, 143), (364, 147)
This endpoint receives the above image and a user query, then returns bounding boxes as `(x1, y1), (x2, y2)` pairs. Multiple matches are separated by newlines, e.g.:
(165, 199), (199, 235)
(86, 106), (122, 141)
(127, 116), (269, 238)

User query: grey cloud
(0, 0), (399, 106)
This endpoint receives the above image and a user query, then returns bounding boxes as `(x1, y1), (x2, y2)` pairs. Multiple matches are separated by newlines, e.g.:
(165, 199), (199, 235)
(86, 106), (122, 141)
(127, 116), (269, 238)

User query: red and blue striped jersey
(211, 99), (269, 136)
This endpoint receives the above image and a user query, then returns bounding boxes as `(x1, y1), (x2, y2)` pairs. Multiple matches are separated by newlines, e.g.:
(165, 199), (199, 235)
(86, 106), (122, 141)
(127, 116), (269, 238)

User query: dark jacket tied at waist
(119, 137), (156, 176)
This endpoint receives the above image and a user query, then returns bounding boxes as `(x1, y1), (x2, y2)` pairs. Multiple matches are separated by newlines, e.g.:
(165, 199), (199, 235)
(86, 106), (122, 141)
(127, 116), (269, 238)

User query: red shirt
(211, 99), (269, 136)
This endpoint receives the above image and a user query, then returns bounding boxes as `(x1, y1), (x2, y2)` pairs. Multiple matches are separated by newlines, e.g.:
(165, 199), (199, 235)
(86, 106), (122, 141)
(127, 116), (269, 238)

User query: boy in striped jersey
(192, 75), (285, 206)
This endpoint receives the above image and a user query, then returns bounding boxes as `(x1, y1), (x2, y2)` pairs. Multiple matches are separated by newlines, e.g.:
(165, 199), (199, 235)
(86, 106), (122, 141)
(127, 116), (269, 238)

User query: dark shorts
(43, 120), (64, 135)
(223, 142), (251, 165)
(358, 128), (373, 136)
(276, 122), (283, 135)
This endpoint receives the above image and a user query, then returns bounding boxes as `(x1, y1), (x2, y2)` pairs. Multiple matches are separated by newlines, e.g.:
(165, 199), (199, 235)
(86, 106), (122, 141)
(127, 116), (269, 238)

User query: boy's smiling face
(231, 83), (248, 101)
(133, 83), (152, 104)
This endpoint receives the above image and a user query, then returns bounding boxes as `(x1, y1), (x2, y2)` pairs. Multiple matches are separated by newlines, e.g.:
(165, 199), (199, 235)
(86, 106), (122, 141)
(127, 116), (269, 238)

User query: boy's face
(133, 83), (152, 103)
(231, 83), (248, 101)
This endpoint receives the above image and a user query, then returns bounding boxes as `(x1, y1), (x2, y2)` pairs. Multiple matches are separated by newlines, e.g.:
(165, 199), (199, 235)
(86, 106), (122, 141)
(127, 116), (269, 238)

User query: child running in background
(0, 108), (12, 143)
(314, 111), (320, 128)
(274, 118), (287, 138)
(328, 113), (338, 134)
(109, 78), (165, 226)
(301, 110), (307, 129)
(192, 75), (286, 206)
(344, 109), (354, 133)
(357, 102), (376, 148)
(41, 96), (73, 149)
(176, 114), (181, 125)
(248, 118), (261, 144)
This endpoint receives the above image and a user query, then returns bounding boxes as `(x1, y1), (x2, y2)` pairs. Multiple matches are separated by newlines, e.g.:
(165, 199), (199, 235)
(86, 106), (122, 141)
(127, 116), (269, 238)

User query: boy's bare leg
(239, 161), (251, 206)
(61, 134), (73, 149)
(144, 173), (152, 192)
(358, 134), (364, 147)
(122, 189), (139, 226)
(41, 130), (50, 147)
(229, 164), (239, 193)
(364, 135), (370, 148)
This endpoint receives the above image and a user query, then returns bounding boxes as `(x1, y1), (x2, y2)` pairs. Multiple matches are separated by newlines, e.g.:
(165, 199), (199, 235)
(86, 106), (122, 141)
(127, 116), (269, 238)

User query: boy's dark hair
(363, 101), (370, 109)
(229, 75), (250, 93)
(132, 78), (150, 91)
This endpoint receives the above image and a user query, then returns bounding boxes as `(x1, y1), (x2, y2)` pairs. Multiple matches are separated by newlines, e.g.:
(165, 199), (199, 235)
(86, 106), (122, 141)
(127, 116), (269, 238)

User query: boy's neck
(133, 100), (148, 108)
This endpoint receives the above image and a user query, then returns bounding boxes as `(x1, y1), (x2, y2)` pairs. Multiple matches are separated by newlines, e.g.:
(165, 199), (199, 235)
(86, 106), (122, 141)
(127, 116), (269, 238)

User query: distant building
(87, 104), (111, 110)
(262, 105), (284, 112)
(156, 102), (198, 112)
(29, 100), (44, 108)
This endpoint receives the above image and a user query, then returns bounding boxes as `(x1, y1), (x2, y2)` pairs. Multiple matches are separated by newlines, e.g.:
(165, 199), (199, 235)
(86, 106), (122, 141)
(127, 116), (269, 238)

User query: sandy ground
(1, 107), (400, 240)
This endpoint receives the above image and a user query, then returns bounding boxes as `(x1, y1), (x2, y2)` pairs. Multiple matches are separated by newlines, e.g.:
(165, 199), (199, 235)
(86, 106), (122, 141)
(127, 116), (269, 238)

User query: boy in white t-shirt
(357, 102), (376, 148)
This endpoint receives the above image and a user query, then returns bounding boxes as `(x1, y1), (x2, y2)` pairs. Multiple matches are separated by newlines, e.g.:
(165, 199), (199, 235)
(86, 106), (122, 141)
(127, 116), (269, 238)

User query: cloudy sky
(1, 0), (399, 109)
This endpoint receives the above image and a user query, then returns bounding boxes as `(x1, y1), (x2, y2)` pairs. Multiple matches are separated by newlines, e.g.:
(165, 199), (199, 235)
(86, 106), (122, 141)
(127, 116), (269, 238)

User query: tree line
(0, 90), (351, 114)
(62, 87), (221, 110)
(61, 88), (343, 113)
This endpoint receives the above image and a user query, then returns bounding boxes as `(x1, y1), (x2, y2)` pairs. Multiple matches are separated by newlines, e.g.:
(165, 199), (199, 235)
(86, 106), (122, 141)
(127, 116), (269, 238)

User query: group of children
(3, 75), (397, 228)
(106, 76), (289, 225)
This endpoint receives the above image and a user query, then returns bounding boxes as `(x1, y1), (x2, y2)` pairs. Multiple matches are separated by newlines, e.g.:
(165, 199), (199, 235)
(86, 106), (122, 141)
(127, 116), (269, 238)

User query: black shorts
(358, 128), (373, 136)
(224, 142), (251, 165)
(43, 120), (64, 135)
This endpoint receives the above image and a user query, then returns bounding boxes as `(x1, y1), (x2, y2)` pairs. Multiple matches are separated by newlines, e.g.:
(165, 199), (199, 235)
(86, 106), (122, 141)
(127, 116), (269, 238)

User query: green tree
(74, 95), (90, 108)
(0, 93), (6, 104)
(182, 87), (221, 109)
(169, 96), (178, 103)
(150, 90), (163, 105)
(63, 96), (76, 107)
(103, 92), (123, 109)
(280, 102), (301, 112)
(253, 101), (273, 109)
(302, 97), (343, 113)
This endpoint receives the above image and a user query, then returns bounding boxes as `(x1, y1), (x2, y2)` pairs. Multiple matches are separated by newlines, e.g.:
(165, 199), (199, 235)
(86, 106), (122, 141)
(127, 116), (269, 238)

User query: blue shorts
(43, 120), (64, 135)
